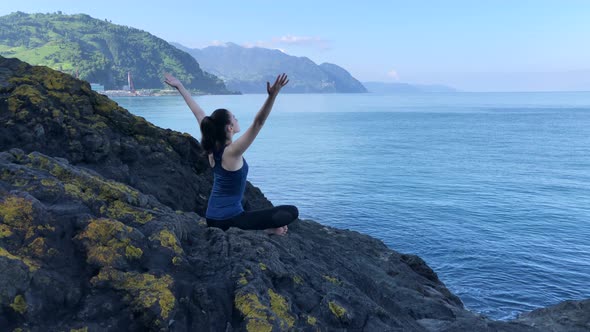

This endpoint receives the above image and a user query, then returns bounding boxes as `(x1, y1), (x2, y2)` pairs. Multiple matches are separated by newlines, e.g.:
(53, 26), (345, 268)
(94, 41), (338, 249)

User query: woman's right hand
(267, 73), (289, 96)
(164, 73), (183, 89)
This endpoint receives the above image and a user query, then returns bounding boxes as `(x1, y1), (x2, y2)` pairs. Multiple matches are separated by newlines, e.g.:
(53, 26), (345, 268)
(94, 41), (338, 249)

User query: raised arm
(226, 74), (289, 157)
(164, 73), (206, 126)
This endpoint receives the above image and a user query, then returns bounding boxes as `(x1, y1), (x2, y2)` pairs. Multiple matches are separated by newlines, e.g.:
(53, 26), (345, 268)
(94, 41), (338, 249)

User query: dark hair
(200, 108), (231, 154)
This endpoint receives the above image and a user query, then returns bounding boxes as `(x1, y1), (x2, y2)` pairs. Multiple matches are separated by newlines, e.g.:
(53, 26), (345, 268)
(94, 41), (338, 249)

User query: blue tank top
(205, 146), (249, 220)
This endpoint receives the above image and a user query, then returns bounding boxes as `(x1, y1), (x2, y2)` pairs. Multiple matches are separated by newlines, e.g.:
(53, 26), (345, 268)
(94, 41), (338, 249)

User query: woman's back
(206, 146), (249, 220)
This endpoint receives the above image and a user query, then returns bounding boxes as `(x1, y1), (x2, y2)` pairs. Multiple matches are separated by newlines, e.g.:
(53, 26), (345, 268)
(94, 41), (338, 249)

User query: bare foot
(265, 226), (288, 236)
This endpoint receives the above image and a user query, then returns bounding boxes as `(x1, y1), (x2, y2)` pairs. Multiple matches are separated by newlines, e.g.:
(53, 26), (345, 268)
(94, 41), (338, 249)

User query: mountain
(173, 42), (367, 93)
(0, 12), (230, 93)
(363, 81), (457, 93)
(2, 55), (589, 332)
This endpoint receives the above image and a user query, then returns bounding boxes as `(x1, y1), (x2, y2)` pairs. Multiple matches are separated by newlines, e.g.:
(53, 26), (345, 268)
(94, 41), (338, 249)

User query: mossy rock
(90, 267), (175, 327)
(0, 194), (39, 241)
(75, 218), (143, 268)
(149, 229), (182, 255)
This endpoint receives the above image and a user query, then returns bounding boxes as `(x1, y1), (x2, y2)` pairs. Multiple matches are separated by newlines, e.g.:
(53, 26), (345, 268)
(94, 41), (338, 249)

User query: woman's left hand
(267, 73), (289, 96)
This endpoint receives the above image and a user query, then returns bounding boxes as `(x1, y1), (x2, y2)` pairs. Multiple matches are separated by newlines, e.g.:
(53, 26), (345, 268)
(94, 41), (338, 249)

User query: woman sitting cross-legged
(164, 73), (298, 235)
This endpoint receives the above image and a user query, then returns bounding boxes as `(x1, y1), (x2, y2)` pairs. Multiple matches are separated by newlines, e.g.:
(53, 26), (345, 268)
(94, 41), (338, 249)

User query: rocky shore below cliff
(1, 56), (588, 331)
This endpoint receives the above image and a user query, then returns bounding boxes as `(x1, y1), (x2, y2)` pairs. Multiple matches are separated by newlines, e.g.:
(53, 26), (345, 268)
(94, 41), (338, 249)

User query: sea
(112, 92), (590, 320)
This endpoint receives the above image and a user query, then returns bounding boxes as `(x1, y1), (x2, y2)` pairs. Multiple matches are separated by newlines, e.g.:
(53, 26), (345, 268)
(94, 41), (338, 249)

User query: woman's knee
(290, 205), (299, 220)
(281, 205), (299, 220)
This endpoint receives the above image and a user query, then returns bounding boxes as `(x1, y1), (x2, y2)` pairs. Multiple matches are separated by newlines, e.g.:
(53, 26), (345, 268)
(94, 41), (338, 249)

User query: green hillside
(0, 12), (229, 92)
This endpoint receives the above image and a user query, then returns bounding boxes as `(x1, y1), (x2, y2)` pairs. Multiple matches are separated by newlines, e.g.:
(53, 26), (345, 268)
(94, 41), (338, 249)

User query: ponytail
(200, 108), (231, 154)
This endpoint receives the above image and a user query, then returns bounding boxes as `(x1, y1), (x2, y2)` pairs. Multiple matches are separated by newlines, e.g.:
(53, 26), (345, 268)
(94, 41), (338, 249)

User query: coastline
(99, 89), (242, 97)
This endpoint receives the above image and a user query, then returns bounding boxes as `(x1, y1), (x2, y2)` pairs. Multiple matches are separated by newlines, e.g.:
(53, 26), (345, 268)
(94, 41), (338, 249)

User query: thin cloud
(270, 35), (330, 50)
(214, 35), (330, 51)
(387, 69), (400, 81)
(242, 41), (269, 48)
(207, 40), (225, 46)
(241, 42), (286, 53)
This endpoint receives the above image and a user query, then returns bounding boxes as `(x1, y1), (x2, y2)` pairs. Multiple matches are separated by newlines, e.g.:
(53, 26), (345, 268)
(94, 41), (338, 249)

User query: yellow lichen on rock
(149, 229), (182, 254)
(0, 246), (39, 271)
(307, 315), (317, 325)
(12, 178), (29, 187)
(125, 245), (143, 260)
(98, 180), (139, 202)
(323, 275), (342, 285)
(15, 110), (29, 121)
(0, 224), (13, 238)
(63, 182), (93, 202)
(244, 320), (272, 332)
(25, 237), (46, 257)
(8, 84), (46, 110)
(10, 295), (27, 314)
(237, 269), (253, 286)
(42, 74), (67, 91)
(75, 218), (141, 266)
(63, 182), (81, 196)
(105, 200), (153, 224)
(0, 195), (34, 226)
(93, 97), (118, 114)
(91, 268), (175, 321)
(0, 195), (36, 239)
(172, 256), (182, 265)
(328, 301), (347, 320)
(36, 224), (55, 232)
(26, 153), (50, 171)
(234, 293), (272, 332)
(238, 274), (248, 286)
(69, 328), (88, 332)
(49, 164), (68, 179)
(79, 218), (133, 242)
(40, 178), (59, 187)
(7, 93), (22, 113)
(292, 275), (303, 285)
(268, 289), (295, 329)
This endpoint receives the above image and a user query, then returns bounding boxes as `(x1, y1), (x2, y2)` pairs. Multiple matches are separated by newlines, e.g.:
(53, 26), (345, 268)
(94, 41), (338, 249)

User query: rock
(514, 299), (590, 332)
(33, 124), (45, 140)
(0, 150), (528, 331)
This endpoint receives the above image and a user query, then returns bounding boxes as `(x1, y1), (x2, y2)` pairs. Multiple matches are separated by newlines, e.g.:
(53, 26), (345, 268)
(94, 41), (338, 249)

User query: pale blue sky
(1, 1), (589, 91)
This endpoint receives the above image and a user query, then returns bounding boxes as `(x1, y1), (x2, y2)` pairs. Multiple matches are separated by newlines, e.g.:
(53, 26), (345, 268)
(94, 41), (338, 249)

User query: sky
(1, 1), (589, 91)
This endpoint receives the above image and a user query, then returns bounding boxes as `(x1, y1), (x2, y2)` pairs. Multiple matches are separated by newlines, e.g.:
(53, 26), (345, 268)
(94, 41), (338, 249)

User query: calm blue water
(113, 92), (590, 320)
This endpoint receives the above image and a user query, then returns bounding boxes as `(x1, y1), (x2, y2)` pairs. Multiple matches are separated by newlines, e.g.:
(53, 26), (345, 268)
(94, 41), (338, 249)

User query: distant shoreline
(99, 89), (241, 97)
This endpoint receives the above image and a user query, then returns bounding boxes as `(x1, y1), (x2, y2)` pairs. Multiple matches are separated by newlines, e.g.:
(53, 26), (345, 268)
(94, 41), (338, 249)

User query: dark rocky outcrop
(1, 56), (588, 331)
(515, 299), (590, 332)
(0, 149), (538, 332)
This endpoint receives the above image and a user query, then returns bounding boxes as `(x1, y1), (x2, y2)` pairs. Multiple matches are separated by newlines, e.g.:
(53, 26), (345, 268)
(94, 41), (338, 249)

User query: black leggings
(206, 205), (299, 231)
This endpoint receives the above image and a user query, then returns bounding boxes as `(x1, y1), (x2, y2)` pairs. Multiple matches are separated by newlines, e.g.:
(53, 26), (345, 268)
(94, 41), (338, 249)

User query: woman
(164, 73), (298, 235)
